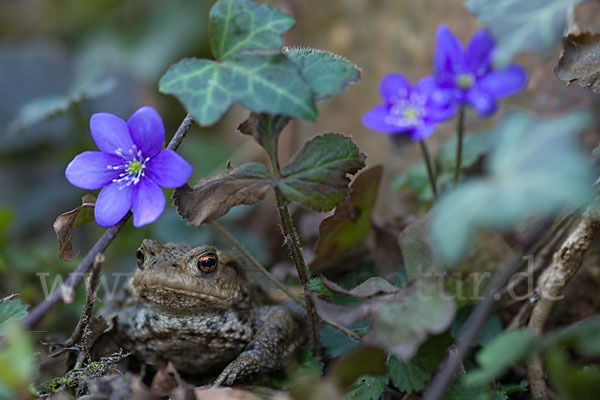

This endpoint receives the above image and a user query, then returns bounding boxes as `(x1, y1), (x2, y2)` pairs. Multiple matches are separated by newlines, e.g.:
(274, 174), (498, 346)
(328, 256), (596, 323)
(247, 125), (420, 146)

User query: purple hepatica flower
(362, 73), (456, 141)
(434, 24), (527, 117)
(65, 106), (193, 227)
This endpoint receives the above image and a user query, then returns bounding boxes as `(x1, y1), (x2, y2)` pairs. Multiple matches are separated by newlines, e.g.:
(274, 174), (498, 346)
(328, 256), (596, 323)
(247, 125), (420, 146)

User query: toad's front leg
(214, 306), (303, 386)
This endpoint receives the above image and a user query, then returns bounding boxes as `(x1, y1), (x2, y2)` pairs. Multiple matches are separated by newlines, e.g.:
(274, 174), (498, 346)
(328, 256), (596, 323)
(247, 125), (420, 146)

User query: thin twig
(211, 220), (304, 306)
(419, 140), (438, 199)
(423, 222), (548, 400)
(453, 105), (465, 184)
(527, 200), (600, 399)
(67, 253), (104, 348)
(22, 114), (195, 330)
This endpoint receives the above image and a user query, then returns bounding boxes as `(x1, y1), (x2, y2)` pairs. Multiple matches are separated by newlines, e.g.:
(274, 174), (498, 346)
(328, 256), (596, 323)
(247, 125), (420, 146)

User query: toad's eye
(136, 247), (145, 267)
(198, 252), (218, 273)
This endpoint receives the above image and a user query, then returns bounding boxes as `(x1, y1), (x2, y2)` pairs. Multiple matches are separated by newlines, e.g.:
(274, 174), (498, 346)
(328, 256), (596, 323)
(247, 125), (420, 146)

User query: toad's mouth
(137, 284), (229, 302)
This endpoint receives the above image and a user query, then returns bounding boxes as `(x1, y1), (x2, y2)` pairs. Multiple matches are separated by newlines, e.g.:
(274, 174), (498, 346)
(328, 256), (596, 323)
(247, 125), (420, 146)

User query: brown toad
(110, 239), (303, 385)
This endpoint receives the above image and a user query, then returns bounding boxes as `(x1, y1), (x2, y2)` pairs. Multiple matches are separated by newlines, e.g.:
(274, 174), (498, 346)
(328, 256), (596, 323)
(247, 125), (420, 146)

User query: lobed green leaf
(279, 134), (366, 212)
(159, 56), (317, 126)
(285, 48), (361, 100)
(209, 0), (294, 60)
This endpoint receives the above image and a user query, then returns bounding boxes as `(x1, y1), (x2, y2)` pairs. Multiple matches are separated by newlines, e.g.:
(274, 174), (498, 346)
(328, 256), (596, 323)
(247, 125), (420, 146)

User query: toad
(108, 239), (303, 385)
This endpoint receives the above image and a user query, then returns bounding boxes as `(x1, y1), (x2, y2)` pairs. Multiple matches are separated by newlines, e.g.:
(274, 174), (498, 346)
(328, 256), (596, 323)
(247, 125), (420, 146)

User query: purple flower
(65, 106), (193, 227)
(434, 24), (527, 117)
(362, 74), (456, 140)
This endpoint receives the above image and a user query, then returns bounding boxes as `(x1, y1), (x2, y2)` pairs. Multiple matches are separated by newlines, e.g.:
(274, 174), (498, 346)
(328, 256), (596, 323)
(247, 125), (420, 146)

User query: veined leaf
(285, 48), (361, 100)
(209, 0), (294, 60)
(279, 134), (366, 212)
(159, 55), (317, 126)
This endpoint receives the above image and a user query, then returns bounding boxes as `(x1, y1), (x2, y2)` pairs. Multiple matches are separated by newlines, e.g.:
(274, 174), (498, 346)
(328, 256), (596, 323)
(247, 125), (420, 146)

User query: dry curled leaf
(173, 163), (272, 225)
(311, 166), (382, 268)
(320, 276), (398, 298)
(556, 32), (600, 93)
(53, 194), (96, 261)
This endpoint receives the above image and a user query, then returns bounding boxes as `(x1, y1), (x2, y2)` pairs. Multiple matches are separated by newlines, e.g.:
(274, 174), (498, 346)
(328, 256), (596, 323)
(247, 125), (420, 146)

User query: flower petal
(90, 113), (134, 156)
(127, 106), (165, 158)
(466, 88), (497, 117)
(478, 65), (527, 98)
(146, 149), (193, 188)
(434, 24), (465, 87)
(65, 151), (122, 190)
(465, 28), (495, 77)
(410, 124), (436, 141)
(380, 74), (411, 103)
(95, 182), (133, 227)
(132, 178), (166, 227)
(362, 105), (401, 134)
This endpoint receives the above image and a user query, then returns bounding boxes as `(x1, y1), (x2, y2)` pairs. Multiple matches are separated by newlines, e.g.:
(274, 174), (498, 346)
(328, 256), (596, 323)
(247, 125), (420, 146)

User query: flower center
(385, 95), (426, 130)
(456, 73), (475, 89)
(107, 145), (150, 189)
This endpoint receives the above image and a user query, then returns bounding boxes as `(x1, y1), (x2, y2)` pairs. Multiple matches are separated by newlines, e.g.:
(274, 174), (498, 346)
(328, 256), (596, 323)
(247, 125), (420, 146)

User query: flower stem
(211, 220), (304, 307)
(263, 119), (320, 355)
(419, 140), (438, 200)
(273, 186), (320, 354)
(22, 114), (195, 329)
(454, 104), (465, 184)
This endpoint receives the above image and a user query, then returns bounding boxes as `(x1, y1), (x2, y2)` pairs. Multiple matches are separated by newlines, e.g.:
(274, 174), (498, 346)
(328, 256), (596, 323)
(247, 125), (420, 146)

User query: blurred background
(1, 0), (599, 374)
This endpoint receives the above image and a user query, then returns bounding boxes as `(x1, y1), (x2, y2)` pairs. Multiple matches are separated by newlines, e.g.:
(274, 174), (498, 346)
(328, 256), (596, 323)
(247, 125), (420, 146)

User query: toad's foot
(214, 306), (303, 386)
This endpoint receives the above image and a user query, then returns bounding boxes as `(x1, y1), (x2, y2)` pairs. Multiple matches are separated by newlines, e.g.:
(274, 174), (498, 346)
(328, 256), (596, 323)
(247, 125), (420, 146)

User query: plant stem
(211, 220), (304, 307)
(22, 114), (195, 330)
(454, 105), (465, 184)
(274, 186), (320, 354)
(264, 121), (319, 355)
(419, 140), (438, 200)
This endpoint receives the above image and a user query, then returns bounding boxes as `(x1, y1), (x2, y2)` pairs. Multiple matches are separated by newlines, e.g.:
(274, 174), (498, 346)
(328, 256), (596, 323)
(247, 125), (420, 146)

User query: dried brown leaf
(556, 32), (600, 93)
(320, 276), (398, 298)
(53, 194), (96, 261)
(173, 162), (272, 226)
(311, 166), (382, 268)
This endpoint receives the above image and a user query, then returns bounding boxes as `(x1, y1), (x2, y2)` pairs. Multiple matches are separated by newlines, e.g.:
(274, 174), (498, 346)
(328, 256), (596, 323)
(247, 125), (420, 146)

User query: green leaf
(8, 77), (115, 134)
(344, 375), (387, 400)
(159, 55), (317, 126)
(392, 132), (489, 203)
(0, 324), (34, 397)
(285, 48), (361, 100)
(279, 134), (366, 211)
(209, 0), (294, 60)
(546, 348), (600, 400)
(320, 324), (362, 358)
(0, 296), (28, 335)
(464, 328), (535, 386)
(466, 0), (585, 65)
(364, 278), (456, 360)
(387, 356), (428, 394)
(540, 317), (600, 356)
(431, 111), (594, 264)
(452, 307), (503, 346)
(308, 278), (333, 296)
(312, 167), (382, 267)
